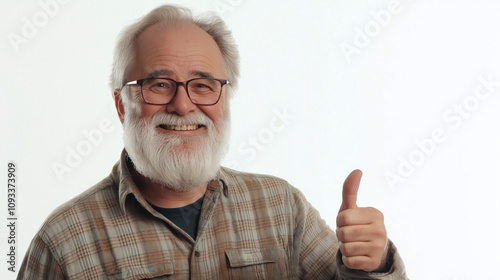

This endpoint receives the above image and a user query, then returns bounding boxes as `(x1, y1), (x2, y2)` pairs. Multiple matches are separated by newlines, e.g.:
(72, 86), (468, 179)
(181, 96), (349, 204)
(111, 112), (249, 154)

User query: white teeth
(164, 124), (199, 131)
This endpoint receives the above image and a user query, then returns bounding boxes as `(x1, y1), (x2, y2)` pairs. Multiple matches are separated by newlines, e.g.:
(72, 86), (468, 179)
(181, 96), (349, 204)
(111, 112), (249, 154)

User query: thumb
(339, 169), (362, 212)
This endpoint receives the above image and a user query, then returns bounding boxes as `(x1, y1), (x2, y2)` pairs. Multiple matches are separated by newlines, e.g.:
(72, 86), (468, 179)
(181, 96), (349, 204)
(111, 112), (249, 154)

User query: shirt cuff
(336, 239), (409, 279)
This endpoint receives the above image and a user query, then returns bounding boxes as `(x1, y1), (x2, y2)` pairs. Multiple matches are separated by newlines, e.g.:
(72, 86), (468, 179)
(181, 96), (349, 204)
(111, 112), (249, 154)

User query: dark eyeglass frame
(122, 77), (230, 106)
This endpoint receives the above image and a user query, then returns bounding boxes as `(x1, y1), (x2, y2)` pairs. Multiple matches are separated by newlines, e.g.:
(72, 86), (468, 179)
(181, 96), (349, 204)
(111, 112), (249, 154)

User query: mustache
(149, 112), (213, 127)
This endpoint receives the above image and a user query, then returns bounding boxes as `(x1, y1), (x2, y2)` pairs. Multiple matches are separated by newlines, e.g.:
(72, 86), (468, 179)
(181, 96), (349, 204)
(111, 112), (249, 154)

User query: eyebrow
(146, 69), (173, 78)
(189, 70), (214, 79)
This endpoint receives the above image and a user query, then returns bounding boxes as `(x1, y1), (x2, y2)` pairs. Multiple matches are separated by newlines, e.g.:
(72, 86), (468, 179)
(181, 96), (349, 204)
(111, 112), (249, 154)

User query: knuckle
(342, 256), (358, 268)
(343, 256), (372, 271)
(373, 226), (387, 238)
(336, 228), (344, 241)
(336, 211), (349, 226)
(376, 211), (384, 221)
(371, 240), (385, 253)
(339, 243), (347, 255)
(336, 214), (343, 227)
(363, 262), (377, 272)
(368, 207), (384, 220)
(345, 243), (361, 257)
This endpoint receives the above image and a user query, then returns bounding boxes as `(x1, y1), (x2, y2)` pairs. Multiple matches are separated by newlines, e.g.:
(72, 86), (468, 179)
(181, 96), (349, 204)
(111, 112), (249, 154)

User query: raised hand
(336, 170), (389, 272)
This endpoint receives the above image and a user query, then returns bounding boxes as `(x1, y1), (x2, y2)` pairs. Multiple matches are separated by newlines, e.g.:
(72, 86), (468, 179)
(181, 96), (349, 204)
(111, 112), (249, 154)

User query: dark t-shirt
(148, 196), (205, 240)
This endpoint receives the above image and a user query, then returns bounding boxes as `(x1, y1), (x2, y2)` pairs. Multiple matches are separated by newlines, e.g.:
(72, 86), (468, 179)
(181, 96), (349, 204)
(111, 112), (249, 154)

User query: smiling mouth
(158, 124), (204, 131)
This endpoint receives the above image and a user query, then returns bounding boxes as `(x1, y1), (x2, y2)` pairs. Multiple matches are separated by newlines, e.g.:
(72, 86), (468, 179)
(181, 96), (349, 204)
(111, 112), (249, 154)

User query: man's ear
(113, 90), (125, 124)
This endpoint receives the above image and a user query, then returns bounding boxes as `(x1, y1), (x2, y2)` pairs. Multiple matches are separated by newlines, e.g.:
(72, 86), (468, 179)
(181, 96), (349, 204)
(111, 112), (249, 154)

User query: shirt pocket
(107, 261), (175, 280)
(225, 247), (288, 280)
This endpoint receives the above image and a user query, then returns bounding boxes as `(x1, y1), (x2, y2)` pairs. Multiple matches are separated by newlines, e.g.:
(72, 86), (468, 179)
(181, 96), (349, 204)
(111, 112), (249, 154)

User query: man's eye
(192, 83), (213, 91)
(151, 82), (173, 90)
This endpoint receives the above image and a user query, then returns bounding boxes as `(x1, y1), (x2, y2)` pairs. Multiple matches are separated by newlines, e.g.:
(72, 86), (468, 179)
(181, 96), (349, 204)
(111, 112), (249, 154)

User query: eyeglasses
(122, 77), (230, 106)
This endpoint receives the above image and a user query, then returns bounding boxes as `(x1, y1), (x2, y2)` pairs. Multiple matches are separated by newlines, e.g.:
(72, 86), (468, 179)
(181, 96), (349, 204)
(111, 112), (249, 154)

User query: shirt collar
(113, 149), (144, 213)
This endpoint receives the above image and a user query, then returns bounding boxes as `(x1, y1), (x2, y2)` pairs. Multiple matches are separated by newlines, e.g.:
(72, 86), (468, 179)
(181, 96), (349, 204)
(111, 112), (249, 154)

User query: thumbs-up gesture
(336, 170), (389, 272)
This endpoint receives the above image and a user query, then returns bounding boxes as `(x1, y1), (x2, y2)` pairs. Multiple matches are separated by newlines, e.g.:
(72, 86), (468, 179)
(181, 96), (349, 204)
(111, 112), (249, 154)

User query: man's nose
(165, 85), (197, 115)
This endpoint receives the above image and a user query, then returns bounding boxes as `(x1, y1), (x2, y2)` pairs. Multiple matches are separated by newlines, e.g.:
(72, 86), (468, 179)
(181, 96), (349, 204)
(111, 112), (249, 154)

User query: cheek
(139, 105), (164, 121)
(203, 103), (227, 125)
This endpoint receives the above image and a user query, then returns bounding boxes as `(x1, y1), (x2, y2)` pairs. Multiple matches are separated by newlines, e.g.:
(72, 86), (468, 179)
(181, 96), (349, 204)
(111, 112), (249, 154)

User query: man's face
(116, 23), (231, 190)
(128, 23), (228, 142)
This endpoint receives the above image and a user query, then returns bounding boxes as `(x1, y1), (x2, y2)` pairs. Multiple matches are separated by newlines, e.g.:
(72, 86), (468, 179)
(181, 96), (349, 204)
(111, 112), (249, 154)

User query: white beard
(122, 109), (230, 192)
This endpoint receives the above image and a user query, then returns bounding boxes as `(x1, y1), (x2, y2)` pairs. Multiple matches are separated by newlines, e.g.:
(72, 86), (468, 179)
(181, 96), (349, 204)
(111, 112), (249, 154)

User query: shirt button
(195, 251), (200, 257)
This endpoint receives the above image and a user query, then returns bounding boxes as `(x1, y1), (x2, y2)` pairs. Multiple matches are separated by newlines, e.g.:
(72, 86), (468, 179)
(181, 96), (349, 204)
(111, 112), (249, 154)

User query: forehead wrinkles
(142, 53), (220, 77)
(133, 24), (226, 78)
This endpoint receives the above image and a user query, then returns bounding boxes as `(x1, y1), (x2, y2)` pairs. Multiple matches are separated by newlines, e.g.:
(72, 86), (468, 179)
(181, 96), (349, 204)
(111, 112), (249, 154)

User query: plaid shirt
(18, 150), (407, 279)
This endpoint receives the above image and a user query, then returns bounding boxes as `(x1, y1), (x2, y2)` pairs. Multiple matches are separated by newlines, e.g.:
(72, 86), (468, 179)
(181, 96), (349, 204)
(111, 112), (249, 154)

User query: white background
(1, 1), (499, 279)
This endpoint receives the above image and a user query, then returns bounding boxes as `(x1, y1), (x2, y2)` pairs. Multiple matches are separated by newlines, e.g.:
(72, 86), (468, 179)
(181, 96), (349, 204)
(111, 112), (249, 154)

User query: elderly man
(18, 5), (407, 279)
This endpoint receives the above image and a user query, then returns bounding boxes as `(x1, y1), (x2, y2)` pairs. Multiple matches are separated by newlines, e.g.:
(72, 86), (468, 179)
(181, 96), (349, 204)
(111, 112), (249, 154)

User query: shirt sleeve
(17, 235), (65, 280)
(290, 186), (408, 280)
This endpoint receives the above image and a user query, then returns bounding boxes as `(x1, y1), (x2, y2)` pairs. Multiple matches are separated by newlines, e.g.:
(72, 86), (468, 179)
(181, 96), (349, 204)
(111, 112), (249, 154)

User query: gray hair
(110, 5), (240, 98)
